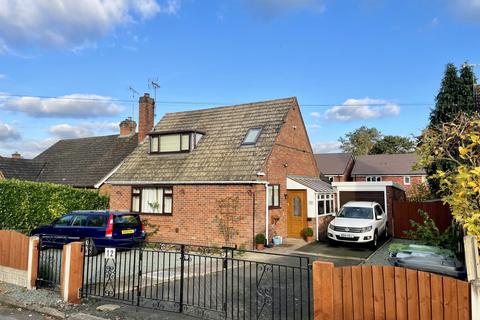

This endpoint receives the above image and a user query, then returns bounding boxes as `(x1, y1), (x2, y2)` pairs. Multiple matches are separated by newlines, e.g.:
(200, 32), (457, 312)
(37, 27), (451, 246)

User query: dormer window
(242, 128), (262, 145)
(149, 131), (203, 154)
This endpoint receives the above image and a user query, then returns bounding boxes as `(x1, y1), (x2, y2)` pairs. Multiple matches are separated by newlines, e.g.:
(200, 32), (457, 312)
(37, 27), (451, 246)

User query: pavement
(0, 303), (47, 320)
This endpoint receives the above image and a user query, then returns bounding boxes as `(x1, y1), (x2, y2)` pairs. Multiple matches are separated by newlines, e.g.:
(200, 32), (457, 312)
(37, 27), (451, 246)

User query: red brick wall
(353, 175), (425, 190)
(264, 102), (319, 239)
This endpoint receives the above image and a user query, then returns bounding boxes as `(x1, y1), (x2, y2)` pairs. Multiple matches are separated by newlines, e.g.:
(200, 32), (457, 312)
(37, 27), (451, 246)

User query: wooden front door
(287, 190), (307, 237)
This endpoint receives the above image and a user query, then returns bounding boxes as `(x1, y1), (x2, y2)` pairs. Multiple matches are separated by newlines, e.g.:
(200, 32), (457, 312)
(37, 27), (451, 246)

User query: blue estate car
(31, 210), (146, 254)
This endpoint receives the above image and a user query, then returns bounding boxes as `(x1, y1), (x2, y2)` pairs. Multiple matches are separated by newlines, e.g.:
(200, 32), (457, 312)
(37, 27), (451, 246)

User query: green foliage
(370, 135), (415, 154)
(303, 227), (314, 237)
(429, 63), (462, 126)
(418, 113), (480, 240)
(403, 210), (458, 253)
(255, 233), (266, 244)
(339, 126), (414, 156)
(405, 182), (436, 201)
(0, 179), (109, 232)
(339, 126), (381, 156)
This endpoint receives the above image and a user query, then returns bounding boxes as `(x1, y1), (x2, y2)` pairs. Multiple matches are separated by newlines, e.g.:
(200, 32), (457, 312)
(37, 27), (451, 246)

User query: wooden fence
(0, 230), (29, 270)
(392, 200), (452, 238)
(313, 262), (470, 320)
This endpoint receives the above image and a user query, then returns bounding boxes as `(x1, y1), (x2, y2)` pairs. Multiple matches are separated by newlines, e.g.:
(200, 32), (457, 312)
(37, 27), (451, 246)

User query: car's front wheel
(370, 231), (378, 249)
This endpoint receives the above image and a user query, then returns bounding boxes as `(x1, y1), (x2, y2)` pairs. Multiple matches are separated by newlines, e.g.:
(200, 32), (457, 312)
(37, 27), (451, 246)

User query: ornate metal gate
(36, 234), (65, 290)
(82, 242), (311, 319)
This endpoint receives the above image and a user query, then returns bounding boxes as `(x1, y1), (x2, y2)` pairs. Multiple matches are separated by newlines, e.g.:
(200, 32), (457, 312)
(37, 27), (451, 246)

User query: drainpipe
(265, 183), (269, 245)
(315, 192), (319, 241)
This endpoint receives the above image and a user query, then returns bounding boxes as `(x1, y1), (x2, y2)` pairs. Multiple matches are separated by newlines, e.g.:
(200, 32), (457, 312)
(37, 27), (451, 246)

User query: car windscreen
(113, 215), (141, 228)
(337, 207), (373, 219)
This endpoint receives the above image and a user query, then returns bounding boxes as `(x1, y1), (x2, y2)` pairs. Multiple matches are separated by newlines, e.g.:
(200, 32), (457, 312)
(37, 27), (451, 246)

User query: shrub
(0, 179), (109, 232)
(403, 210), (459, 253)
(303, 227), (314, 237)
(255, 233), (266, 244)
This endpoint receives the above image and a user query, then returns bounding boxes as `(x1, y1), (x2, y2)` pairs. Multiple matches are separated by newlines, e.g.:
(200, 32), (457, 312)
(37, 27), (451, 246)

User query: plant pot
(256, 243), (265, 250)
(306, 236), (313, 242)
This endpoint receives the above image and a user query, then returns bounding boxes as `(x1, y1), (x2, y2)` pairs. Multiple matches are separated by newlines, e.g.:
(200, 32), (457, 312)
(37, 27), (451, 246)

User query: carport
(331, 181), (406, 236)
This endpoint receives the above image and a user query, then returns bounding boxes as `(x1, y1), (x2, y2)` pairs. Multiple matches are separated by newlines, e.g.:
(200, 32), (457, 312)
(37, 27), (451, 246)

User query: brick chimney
(11, 152), (22, 160)
(119, 117), (137, 137)
(138, 93), (155, 143)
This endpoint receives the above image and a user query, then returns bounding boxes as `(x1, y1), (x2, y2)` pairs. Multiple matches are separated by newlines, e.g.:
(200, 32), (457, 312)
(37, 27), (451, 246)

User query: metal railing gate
(81, 242), (312, 319)
(36, 234), (65, 290)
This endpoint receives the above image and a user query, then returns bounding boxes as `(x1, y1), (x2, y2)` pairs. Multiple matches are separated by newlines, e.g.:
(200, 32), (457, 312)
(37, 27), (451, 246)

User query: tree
(339, 126), (381, 156)
(370, 135), (415, 154)
(429, 63), (461, 126)
(417, 113), (480, 240)
(458, 64), (478, 114)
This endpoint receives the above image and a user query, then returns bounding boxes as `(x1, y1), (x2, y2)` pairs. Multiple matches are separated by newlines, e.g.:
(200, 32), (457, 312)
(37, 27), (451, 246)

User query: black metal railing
(36, 234), (66, 290)
(81, 240), (312, 320)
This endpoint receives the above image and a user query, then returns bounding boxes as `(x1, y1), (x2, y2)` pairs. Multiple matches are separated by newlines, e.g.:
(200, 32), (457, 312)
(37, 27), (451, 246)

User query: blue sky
(0, 0), (479, 158)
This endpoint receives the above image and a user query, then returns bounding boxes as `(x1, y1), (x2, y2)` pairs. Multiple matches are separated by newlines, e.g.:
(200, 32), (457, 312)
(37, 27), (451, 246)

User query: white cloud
(308, 124), (322, 129)
(0, 0), (180, 50)
(0, 137), (57, 158)
(0, 121), (20, 141)
(246, 0), (325, 18)
(48, 121), (120, 139)
(324, 98), (400, 121)
(312, 140), (342, 153)
(1, 94), (124, 118)
(449, 0), (480, 21)
(309, 111), (321, 119)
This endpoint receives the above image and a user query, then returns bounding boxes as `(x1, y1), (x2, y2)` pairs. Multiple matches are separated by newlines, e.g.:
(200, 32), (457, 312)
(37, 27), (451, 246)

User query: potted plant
(255, 233), (266, 250)
(303, 227), (314, 242)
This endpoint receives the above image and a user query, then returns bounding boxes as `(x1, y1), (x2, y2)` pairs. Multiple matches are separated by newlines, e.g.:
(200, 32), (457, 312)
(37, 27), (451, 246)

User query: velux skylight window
(242, 128), (262, 145)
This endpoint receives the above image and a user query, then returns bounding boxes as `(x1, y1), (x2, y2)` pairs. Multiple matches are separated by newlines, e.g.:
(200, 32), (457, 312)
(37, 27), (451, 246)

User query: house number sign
(105, 248), (116, 260)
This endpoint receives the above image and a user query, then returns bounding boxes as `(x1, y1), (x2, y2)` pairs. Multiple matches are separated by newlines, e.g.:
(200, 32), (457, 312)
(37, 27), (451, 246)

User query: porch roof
(287, 175), (333, 193)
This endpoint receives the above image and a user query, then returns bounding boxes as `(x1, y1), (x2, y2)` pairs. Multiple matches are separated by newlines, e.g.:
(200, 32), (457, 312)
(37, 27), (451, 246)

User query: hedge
(0, 179), (109, 232)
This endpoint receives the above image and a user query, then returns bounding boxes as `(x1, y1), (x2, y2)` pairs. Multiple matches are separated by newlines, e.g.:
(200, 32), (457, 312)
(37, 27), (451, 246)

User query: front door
(287, 190), (307, 237)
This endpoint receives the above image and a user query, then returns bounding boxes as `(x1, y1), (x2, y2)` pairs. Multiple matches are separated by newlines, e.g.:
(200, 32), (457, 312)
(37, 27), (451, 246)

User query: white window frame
(317, 193), (335, 215)
(366, 176), (382, 182)
(403, 176), (411, 185)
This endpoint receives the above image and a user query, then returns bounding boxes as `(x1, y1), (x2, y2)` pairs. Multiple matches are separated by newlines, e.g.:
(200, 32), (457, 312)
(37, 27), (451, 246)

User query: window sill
(268, 206), (282, 210)
(138, 213), (173, 216)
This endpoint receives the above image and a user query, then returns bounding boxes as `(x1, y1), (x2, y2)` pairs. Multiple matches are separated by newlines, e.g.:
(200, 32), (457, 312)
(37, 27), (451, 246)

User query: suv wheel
(84, 238), (98, 256)
(384, 223), (389, 239)
(371, 231), (378, 249)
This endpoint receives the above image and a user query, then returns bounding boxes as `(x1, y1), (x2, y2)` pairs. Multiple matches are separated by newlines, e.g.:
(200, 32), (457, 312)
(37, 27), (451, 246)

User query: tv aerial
(148, 78), (161, 117)
(128, 86), (139, 121)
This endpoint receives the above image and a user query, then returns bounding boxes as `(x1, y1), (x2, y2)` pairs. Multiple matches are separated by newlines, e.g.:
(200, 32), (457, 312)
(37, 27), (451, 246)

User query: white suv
(327, 201), (388, 248)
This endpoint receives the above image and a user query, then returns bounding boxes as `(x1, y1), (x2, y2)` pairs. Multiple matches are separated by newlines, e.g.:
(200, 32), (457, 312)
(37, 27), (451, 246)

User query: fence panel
(313, 262), (470, 320)
(392, 200), (452, 238)
(0, 230), (29, 270)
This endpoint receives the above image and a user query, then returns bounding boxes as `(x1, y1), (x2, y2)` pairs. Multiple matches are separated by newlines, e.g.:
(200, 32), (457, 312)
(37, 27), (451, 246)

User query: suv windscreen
(337, 207), (373, 219)
(114, 215), (141, 228)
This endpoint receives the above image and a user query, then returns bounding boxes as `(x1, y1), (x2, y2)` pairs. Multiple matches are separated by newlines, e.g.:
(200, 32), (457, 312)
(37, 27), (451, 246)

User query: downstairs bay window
(132, 187), (173, 214)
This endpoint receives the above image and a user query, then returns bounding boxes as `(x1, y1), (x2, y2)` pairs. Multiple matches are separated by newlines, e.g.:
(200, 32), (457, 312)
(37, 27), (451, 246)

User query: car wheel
(371, 231), (378, 249)
(84, 238), (98, 256)
(384, 223), (389, 239)
(328, 238), (336, 246)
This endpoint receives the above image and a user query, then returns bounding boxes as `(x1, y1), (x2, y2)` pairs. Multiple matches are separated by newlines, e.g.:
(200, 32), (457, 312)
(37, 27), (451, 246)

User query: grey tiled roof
(34, 134), (138, 187)
(352, 153), (426, 176)
(314, 153), (353, 175)
(0, 156), (44, 181)
(288, 176), (333, 193)
(109, 98), (297, 183)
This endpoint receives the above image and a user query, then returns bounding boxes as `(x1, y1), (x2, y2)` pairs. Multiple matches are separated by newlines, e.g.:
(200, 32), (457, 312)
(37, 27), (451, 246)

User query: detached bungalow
(105, 95), (332, 248)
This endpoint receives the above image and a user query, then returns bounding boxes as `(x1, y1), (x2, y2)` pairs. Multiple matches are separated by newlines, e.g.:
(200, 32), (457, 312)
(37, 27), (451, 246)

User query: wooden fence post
(60, 242), (84, 304)
(312, 261), (334, 320)
(464, 235), (480, 320)
(27, 236), (39, 289)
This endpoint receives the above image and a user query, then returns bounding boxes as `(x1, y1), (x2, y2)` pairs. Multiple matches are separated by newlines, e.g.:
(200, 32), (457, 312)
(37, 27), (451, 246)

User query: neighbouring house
(314, 153), (354, 182)
(351, 153), (426, 190)
(0, 118), (139, 189)
(104, 96), (332, 248)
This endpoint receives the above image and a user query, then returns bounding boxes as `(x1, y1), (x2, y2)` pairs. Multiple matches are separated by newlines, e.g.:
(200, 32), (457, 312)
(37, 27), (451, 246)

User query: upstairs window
(149, 131), (203, 154)
(403, 176), (411, 185)
(366, 176), (382, 182)
(242, 128), (262, 145)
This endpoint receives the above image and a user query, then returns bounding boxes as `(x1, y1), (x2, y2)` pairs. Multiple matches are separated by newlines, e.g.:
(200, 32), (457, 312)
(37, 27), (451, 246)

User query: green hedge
(0, 179), (109, 232)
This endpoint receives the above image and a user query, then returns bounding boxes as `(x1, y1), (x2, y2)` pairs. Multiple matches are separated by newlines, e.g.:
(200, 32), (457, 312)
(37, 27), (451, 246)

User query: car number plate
(122, 229), (135, 235)
(340, 233), (355, 238)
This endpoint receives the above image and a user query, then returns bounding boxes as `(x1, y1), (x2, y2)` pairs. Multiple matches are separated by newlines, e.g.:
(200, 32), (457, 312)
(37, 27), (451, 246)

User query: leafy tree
(429, 63), (461, 126)
(458, 63), (478, 114)
(370, 135), (415, 154)
(339, 126), (381, 156)
(417, 113), (480, 241)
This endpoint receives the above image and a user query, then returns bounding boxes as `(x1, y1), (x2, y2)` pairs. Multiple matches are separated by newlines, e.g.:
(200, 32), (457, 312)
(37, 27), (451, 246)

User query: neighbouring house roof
(0, 156), (44, 181)
(287, 175), (333, 193)
(314, 153), (353, 175)
(109, 97), (298, 183)
(33, 134), (138, 187)
(351, 153), (426, 176)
